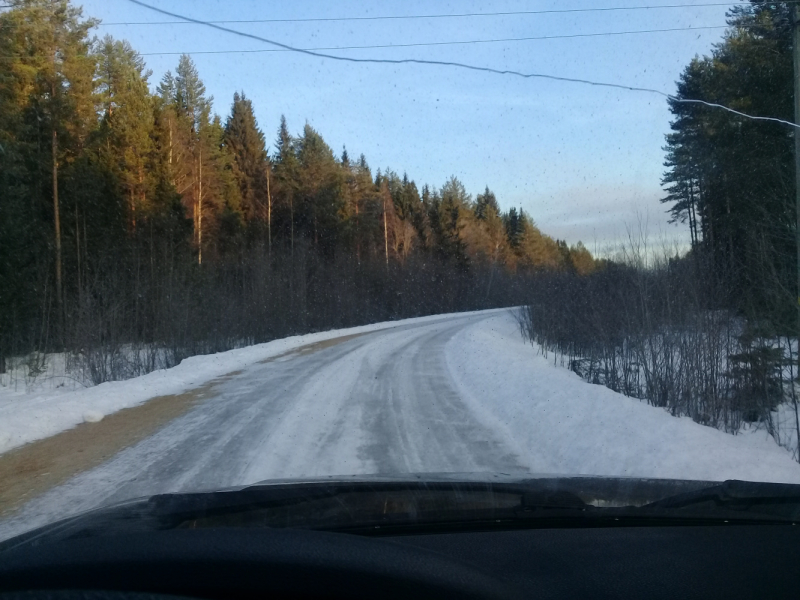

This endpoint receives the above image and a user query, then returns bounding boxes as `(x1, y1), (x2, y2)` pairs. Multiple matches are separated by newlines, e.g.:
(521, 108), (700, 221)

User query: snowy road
(0, 312), (526, 539)
(92, 311), (525, 494)
(4, 308), (800, 541)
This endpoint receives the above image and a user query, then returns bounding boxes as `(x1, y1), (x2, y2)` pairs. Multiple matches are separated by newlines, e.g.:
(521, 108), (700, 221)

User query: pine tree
(475, 187), (500, 220)
(224, 91), (269, 229)
(513, 210), (562, 270)
(160, 55), (215, 263)
(662, 1), (794, 321)
(4, 0), (97, 318)
(205, 114), (243, 257)
(434, 177), (470, 268)
(174, 54), (211, 134)
(341, 152), (376, 260)
(462, 187), (510, 269)
(95, 36), (154, 232)
(274, 115), (299, 252)
(504, 207), (522, 249)
(0, 6), (42, 367)
(569, 241), (596, 275)
(296, 123), (342, 254)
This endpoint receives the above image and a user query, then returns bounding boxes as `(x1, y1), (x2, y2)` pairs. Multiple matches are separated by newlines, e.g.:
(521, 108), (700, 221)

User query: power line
(0, 25), (731, 59)
(104, 1), (787, 25)
(129, 26), (727, 56)
(121, 0), (796, 131)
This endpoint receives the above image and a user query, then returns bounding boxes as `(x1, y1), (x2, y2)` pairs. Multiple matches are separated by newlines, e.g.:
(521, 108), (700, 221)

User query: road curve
(0, 311), (527, 539)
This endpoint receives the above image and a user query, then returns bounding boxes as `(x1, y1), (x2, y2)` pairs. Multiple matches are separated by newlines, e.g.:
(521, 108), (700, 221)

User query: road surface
(0, 311), (527, 540)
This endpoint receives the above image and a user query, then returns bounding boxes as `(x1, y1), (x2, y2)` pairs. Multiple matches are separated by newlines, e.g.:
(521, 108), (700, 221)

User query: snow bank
(446, 311), (800, 483)
(0, 351), (85, 395)
(0, 309), (504, 456)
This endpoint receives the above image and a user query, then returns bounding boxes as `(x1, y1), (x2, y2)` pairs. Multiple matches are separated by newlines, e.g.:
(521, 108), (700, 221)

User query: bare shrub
(519, 237), (800, 458)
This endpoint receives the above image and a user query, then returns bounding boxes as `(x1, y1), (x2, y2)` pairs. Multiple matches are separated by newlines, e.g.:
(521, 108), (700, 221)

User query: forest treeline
(520, 1), (800, 457)
(662, 0), (795, 324)
(0, 0), (597, 378)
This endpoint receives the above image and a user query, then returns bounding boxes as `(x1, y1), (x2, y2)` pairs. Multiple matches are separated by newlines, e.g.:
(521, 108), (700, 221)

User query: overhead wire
(102, 1), (795, 25)
(125, 0), (799, 130)
(0, 24), (732, 58)
(2, 0), (789, 129)
(131, 26), (728, 56)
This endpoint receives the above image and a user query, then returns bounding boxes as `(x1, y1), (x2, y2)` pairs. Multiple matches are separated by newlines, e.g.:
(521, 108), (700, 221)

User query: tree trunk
(383, 196), (389, 268)
(168, 118), (173, 168)
(266, 167), (272, 255)
(138, 164), (145, 229)
(198, 147), (203, 265)
(290, 195), (294, 258)
(52, 127), (63, 312)
(688, 181), (698, 248)
(725, 192), (733, 275)
(355, 200), (360, 262)
(130, 190), (136, 233)
(75, 203), (81, 292)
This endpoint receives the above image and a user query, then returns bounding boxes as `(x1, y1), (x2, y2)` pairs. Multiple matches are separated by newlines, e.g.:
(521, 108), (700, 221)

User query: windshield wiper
(163, 480), (798, 534)
(643, 480), (800, 521)
(4, 477), (799, 551)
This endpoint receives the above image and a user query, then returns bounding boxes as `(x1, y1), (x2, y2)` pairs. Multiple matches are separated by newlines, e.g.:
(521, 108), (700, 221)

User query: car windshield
(2, 0), (800, 542)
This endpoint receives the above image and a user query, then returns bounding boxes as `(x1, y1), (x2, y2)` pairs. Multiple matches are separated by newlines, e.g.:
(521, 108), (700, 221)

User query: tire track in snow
(0, 312), (525, 541)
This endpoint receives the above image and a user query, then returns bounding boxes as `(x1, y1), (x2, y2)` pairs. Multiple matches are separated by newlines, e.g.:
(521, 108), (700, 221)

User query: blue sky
(79, 0), (735, 249)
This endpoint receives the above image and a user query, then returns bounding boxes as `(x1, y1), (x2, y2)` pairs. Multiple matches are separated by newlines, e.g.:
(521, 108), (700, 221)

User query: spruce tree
(274, 115), (299, 251)
(224, 91), (268, 226)
(94, 36), (154, 232)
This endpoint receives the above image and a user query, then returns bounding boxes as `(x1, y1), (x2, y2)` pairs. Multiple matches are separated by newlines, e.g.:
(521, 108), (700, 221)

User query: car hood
(2, 473), (799, 551)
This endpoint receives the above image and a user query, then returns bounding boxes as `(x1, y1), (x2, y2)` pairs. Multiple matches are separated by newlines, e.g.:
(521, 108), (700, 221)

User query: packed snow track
(0, 312), (525, 539)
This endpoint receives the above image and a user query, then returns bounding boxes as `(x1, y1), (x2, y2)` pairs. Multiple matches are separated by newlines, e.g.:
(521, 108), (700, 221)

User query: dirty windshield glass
(2, 0), (800, 540)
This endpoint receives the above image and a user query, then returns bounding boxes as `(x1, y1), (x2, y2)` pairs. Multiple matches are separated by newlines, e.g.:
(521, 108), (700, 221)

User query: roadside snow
(0, 310), (504, 456)
(446, 311), (800, 483)
(4, 307), (799, 484)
